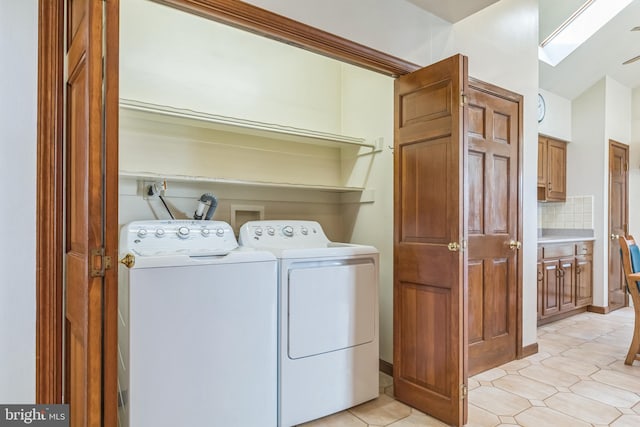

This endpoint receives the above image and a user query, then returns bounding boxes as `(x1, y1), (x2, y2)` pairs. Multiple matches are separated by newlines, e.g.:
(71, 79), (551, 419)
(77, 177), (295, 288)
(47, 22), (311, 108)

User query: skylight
(539, 0), (633, 66)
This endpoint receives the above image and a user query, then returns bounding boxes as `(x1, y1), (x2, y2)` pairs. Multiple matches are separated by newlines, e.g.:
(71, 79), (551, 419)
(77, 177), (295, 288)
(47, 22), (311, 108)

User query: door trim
(36, 0), (64, 404)
(36, 0), (418, 411)
(152, 0), (420, 77)
(468, 78), (524, 359)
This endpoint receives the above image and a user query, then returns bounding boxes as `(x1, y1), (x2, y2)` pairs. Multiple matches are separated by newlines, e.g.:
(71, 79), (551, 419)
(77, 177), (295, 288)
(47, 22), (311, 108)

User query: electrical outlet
(141, 180), (163, 200)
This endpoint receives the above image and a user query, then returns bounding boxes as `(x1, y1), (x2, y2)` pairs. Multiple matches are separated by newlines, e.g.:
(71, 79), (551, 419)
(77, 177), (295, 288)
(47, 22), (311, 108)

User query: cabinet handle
(548, 182), (552, 191)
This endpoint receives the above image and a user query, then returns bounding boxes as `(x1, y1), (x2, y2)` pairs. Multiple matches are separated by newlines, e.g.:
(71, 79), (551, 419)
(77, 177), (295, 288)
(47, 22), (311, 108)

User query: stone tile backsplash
(538, 195), (594, 229)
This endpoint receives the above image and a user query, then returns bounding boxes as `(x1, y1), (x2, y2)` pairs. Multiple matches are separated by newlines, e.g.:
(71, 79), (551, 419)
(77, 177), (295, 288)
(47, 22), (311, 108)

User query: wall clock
(537, 93), (546, 123)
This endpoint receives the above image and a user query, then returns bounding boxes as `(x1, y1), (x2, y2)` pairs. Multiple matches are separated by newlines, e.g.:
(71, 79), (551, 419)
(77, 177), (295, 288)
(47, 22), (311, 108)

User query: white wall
(570, 79), (607, 306)
(0, 0), (37, 402)
(630, 88), (640, 239)
(538, 88), (572, 141)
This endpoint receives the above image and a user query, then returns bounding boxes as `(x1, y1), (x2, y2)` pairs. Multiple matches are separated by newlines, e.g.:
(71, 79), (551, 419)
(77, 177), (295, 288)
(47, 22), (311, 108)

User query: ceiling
(411, 0), (640, 100)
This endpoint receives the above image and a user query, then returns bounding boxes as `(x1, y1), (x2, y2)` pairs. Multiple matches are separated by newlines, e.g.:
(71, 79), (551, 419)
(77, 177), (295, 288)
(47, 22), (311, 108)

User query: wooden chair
(618, 235), (640, 365)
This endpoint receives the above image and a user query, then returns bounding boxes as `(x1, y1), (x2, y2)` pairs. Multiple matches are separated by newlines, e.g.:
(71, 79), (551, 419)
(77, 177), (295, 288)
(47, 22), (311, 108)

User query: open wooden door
(393, 54), (468, 427)
(64, 0), (119, 425)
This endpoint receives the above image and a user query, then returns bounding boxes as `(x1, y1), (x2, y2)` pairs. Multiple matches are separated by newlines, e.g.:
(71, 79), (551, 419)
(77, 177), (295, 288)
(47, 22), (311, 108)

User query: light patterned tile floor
(299, 308), (640, 427)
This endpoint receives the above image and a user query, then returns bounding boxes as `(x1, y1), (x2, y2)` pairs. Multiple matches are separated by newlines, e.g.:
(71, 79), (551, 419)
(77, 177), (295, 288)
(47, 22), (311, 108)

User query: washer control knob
(201, 228), (210, 237)
(282, 225), (294, 237)
(301, 226), (308, 235)
(137, 228), (148, 238)
(177, 226), (190, 239)
(216, 227), (225, 237)
(254, 227), (263, 237)
(267, 226), (275, 236)
(155, 228), (165, 238)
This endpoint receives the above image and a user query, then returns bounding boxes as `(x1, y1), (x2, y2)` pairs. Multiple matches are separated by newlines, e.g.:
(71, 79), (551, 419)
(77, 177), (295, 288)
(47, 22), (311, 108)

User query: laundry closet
(117, 0), (395, 403)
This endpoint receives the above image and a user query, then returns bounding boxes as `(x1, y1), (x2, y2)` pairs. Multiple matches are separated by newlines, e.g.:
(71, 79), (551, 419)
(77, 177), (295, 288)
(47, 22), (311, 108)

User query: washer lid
(120, 220), (238, 256)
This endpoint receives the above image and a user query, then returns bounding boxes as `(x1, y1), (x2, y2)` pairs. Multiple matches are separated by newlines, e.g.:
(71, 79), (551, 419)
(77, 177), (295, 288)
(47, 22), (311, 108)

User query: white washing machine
(239, 220), (379, 427)
(118, 220), (277, 427)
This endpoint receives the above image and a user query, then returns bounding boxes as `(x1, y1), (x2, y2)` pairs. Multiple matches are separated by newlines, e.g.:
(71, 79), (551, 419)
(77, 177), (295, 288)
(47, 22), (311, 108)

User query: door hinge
(90, 248), (112, 277)
(460, 92), (468, 106)
(460, 384), (468, 400)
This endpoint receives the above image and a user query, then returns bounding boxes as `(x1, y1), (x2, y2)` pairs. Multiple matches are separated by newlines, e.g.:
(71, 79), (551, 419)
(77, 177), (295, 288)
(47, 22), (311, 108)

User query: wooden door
(393, 54), (468, 427)
(546, 139), (566, 201)
(64, 0), (119, 425)
(608, 140), (629, 311)
(466, 81), (520, 376)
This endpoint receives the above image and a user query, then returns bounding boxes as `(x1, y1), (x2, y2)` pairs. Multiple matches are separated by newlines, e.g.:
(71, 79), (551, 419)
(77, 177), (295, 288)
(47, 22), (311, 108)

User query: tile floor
(299, 307), (640, 427)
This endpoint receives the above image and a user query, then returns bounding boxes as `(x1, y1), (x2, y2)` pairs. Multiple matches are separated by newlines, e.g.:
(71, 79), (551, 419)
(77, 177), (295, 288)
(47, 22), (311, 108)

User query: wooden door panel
(560, 258), (575, 310)
(468, 260), (484, 344)
(394, 54), (468, 427)
(397, 283), (451, 397)
(547, 140), (566, 199)
(400, 139), (448, 242)
(466, 83), (519, 376)
(542, 261), (559, 317)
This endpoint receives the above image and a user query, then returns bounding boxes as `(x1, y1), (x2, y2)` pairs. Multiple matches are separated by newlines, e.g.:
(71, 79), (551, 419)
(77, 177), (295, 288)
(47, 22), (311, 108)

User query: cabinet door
(542, 260), (559, 318)
(537, 136), (547, 187)
(546, 139), (566, 201)
(537, 260), (543, 320)
(576, 256), (593, 307)
(559, 257), (575, 311)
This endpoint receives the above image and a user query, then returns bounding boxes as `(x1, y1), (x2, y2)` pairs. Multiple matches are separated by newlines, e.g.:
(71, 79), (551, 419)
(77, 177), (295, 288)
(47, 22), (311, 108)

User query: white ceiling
(407, 0), (500, 23)
(411, 0), (640, 100)
(539, 0), (640, 100)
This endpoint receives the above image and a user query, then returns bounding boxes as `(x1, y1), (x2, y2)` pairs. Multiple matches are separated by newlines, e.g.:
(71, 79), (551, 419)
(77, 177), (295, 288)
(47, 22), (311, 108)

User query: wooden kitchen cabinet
(537, 240), (593, 325)
(538, 135), (567, 202)
(576, 242), (594, 307)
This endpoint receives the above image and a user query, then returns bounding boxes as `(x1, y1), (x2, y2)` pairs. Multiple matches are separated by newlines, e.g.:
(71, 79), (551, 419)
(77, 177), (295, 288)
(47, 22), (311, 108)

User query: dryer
(118, 220), (277, 427)
(239, 220), (379, 427)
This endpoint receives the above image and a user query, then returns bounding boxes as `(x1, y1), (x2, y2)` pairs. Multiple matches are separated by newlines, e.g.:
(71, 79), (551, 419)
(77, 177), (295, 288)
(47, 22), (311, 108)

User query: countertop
(537, 228), (595, 244)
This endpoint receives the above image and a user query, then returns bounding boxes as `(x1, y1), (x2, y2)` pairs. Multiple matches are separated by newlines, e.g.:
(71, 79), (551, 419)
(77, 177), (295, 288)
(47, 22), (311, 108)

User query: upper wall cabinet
(538, 135), (567, 202)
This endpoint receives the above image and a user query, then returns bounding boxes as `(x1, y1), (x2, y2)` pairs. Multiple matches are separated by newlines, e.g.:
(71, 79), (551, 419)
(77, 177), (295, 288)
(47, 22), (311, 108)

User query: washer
(118, 220), (277, 427)
(239, 220), (379, 427)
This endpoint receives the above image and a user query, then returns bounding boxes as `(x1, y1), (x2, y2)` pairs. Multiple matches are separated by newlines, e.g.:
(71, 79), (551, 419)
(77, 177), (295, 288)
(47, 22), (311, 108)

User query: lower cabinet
(537, 241), (593, 324)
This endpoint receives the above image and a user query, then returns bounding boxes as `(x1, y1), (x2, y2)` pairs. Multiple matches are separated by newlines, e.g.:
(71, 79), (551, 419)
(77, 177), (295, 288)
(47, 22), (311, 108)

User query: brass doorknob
(509, 240), (521, 250)
(611, 234), (620, 240)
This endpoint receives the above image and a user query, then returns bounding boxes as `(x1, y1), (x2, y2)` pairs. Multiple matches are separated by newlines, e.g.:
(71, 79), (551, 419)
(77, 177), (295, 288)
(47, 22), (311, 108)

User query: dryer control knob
(137, 228), (148, 238)
(177, 226), (190, 239)
(301, 226), (308, 235)
(155, 228), (165, 237)
(254, 227), (263, 237)
(282, 225), (294, 237)
(201, 228), (210, 237)
(216, 228), (225, 237)
(267, 226), (275, 236)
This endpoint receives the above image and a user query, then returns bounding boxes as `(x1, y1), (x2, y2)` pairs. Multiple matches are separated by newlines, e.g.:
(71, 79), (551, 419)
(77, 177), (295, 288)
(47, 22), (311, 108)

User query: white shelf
(119, 99), (373, 149)
(119, 171), (366, 193)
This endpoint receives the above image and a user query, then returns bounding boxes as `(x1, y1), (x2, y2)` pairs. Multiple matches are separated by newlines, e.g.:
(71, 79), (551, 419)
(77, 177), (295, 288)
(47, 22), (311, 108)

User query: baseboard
(520, 342), (539, 358)
(379, 359), (393, 376)
(587, 305), (610, 315)
(538, 306), (588, 325)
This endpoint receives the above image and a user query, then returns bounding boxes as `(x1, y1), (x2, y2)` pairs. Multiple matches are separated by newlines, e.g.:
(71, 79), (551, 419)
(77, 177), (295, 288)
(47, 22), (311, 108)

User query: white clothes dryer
(118, 220), (277, 427)
(239, 220), (379, 427)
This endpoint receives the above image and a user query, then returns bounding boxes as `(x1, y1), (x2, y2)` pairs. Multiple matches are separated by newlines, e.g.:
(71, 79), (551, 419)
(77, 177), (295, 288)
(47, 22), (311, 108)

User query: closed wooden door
(393, 54), (468, 427)
(608, 140), (629, 311)
(64, 0), (119, 425)
(466, 81), (520, 376)
(542, 260), (560, 317)
(559, 257), (575, 311)
(546, 140), (566, 200)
